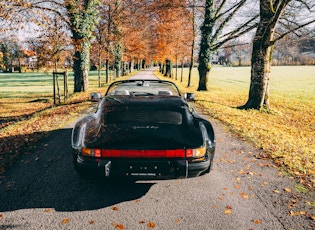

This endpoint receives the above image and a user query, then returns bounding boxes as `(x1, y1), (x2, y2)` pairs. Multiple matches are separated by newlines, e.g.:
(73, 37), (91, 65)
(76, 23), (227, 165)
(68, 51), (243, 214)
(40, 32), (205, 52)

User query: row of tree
(0, 0), (314, 110)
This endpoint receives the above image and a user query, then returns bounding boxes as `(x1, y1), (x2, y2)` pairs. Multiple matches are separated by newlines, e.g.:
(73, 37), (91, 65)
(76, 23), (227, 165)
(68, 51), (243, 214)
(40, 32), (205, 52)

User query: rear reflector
(101, 149), (185, 158)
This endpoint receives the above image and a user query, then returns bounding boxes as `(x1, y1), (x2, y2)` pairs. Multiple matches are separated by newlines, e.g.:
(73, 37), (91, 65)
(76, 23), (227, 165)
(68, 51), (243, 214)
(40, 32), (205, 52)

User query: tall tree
(66, 0), (99, 92)
(242, 0), (315, 110)
(198, 0), (257, 90)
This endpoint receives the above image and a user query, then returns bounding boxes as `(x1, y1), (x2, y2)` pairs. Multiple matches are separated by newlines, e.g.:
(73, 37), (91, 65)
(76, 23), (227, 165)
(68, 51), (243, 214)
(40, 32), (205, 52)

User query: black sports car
(72, 79), (215, 179)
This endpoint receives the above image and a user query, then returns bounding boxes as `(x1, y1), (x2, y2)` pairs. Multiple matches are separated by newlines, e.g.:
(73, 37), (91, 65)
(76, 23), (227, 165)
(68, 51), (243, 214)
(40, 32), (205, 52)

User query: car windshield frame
(105, 80), (181, 97)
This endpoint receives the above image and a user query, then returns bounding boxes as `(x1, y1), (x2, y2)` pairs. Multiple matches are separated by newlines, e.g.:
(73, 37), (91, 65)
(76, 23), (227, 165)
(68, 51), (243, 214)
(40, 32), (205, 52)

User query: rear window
(106, 81), (180, 96)
(106, 110), (182, 125)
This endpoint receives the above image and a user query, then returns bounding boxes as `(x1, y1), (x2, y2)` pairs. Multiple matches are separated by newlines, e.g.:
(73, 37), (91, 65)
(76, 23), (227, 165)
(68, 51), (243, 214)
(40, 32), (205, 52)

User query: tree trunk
(197, 0), (214, 91)
(175, 54), (178, 80)
(73, 40), (90, 92)
(188, 0), (196, 87)
(180, 56), (184, 82)
(98, 45), (101, 88)
(165, 59), (171, 77)
(114, 43), (122, 78)
(241, 1), (280, 110)
(105, 59), (109, 83)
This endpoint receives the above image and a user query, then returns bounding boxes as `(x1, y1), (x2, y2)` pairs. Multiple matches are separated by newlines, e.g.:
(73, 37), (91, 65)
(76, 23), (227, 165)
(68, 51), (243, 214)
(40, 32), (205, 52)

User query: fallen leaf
(289, 211), (301, 216)
(253, 219), (262, 224)
(224, 209), (232, 215)
(260, 181), (268, 187)
(135, 199), (141, 203)
(175, 219), (180, 223)
(89, 220), (95, 224)
(238, 169), (246, 175)
(212, 205), (217, 209)
(0, 213), (3, 218)
(273, 190), (280, 194)
(44, 208), (53, 213)
(147, 221), (156, 228)
(139, 221), (145, 224)
(62, 218), (70, 224)
(284, 188), (292, 193)
(241, 193), (249, 199)
(112, 206), (119, 211)
(310, 216), (315, 220)
(112, 223), (125, 229)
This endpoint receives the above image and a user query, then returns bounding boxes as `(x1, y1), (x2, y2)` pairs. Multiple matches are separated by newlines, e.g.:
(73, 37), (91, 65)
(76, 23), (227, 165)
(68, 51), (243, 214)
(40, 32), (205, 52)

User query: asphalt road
(0, 69), (314, 229)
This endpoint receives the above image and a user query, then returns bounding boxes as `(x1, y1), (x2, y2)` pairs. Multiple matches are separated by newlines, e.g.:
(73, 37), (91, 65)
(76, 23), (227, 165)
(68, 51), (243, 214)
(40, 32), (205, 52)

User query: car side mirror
(184, 93), (195, 102)
(90, 92), (102, 101)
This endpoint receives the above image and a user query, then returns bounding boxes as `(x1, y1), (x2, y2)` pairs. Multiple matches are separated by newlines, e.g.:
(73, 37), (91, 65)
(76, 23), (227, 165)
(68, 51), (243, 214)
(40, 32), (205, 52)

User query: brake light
(94, 149), (101, 158)
(101, 149), (185, 158)
(186, 146), (206, 158)
(82, 147), (207, 158)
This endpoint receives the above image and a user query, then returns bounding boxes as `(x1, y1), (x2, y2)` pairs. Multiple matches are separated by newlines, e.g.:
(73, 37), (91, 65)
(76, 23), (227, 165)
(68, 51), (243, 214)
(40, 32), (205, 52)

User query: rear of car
(72, 80), (215, 179)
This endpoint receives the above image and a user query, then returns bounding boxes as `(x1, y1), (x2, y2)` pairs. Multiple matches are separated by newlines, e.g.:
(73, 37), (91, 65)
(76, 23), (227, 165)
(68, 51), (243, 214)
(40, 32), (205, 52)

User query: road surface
(0, 69), (314, 229)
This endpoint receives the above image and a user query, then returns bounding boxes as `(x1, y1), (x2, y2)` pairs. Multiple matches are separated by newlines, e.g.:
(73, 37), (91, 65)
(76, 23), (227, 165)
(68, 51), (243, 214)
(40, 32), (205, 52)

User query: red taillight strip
(101, 149), (185, 158)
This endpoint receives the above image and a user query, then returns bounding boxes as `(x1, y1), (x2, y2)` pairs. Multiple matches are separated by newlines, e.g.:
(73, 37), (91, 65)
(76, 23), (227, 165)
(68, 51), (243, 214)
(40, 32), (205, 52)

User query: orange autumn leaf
(44, 208), (53, 213)
(147, 221), (156, 228)
(253, 219), (262, 224)
(62, 218), (70, 224)
(225, 205), (233, 214)
(112, 223), (125, 229)
(89, 220), (95, 224)
(112, 206), (119, 211)
(284, 188), (292, 193)
(139, 221), (145, 224)
(224, 209), (232, 215)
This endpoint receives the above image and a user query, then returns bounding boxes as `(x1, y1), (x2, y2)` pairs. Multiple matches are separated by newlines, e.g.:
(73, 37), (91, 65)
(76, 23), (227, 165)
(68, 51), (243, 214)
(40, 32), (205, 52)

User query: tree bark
(114, 42), (122, 78)
(66, 0), (98, 93)
(197, 0), (214, 91)
(73, 40), (90, 92)
(164, 59), (172, 77)
(105, 58), (109, 83)
(241, 1), (288, 110)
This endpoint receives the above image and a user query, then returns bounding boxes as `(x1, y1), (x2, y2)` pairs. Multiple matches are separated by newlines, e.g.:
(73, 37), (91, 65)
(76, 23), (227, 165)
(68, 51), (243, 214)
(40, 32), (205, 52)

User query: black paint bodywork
(72, 80), (215, 179)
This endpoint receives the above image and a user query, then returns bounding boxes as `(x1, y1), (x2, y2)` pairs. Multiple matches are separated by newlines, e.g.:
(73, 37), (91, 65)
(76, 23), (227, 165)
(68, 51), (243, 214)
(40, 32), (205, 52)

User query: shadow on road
(0, 128), (154, 212)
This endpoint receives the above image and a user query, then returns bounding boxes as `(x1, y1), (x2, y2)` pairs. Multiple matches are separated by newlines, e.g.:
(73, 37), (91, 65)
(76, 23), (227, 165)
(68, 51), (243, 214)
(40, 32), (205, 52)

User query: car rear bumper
(74, 155), (211, 179)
